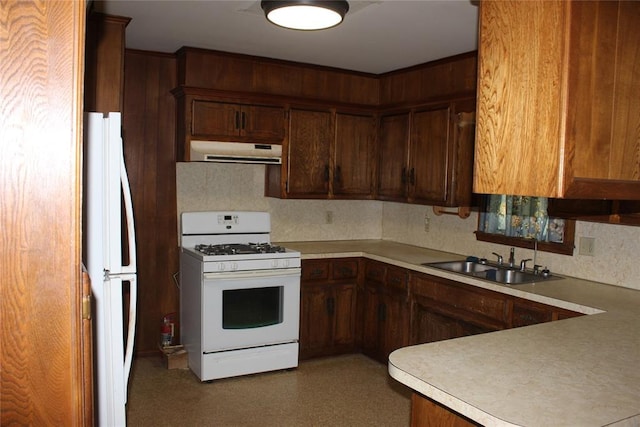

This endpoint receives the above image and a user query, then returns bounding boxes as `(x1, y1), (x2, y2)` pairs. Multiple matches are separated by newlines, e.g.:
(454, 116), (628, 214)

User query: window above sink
(475, 195), (576, 256)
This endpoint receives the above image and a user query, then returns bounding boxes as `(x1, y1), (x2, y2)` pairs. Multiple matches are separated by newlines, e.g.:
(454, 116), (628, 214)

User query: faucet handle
(491, 252), (503, 265)
(520, 258), (533, 271)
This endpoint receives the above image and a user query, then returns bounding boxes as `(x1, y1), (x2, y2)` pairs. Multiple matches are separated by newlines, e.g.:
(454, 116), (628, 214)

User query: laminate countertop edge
(278, 239), (640, 427)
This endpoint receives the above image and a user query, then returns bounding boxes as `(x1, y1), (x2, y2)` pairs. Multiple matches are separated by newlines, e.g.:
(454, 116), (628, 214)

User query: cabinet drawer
(365, 261), (386, 283)
(386, 267), (408, 291)
(301, 260), (330, 282)
(332, 259), (359, 280)
(412, 275), (507, 323)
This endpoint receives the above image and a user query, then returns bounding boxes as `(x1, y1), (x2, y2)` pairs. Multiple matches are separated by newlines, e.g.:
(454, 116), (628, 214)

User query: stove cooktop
(194, 243), (286, 256)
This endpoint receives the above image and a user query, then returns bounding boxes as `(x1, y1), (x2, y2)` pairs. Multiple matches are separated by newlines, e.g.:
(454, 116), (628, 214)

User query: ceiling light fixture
(261, 0), (349, 31)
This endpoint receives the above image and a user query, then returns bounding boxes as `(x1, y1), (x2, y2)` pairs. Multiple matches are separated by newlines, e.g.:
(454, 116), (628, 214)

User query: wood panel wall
(1, 1), (90, 424)
(123, 50), (179, 355)
(177, 47), (380, 106)
(379, 52), (478, 107)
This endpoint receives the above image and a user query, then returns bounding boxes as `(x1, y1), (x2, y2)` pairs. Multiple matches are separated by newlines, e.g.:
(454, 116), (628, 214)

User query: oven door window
(222, 286), (283, 329)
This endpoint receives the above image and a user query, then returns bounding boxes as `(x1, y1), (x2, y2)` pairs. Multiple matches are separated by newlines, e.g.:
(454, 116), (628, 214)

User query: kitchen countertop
(278, 239), (640, 427)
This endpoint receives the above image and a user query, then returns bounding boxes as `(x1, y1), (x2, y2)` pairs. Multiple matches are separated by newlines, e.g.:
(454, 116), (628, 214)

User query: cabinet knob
(324, 165), (330, 182)
(401, 167), (407, 184)
(409, 168), (415, 185)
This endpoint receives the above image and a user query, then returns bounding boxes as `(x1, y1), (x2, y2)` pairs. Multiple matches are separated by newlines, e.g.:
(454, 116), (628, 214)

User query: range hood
(190, 140), (282, 164)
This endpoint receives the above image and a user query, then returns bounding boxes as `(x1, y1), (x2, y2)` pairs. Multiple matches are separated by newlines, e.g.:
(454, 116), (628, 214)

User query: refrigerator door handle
(120, 151), (137, 275)
(122, 274), (137, 398)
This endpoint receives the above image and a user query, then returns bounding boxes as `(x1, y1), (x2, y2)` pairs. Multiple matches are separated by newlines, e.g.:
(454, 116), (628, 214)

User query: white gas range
(179, 211), (301, 381)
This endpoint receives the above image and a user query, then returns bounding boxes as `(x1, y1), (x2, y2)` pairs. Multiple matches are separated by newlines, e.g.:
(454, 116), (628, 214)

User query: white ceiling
(98, 0), (479, 74)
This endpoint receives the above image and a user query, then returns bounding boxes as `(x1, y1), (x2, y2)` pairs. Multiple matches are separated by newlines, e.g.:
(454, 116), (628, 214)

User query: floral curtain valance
(478, 195), (565, 243)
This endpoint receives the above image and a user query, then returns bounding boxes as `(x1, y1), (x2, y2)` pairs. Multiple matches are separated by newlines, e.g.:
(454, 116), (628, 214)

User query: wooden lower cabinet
(362, 261), (410, 363)
(299, 259), (359, 360)
(300, 257), (583, 363)
(411, 393), (480, 427)
(410, 273), (508, 345)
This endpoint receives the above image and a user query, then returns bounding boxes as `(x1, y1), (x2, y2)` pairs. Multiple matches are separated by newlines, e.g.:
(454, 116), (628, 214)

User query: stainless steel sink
(423, 260), (562, 285)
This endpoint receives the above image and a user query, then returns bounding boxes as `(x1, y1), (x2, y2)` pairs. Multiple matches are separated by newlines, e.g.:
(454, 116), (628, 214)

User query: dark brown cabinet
(333, 112), (377, 198)
(377, 100), (475, 207)
(191, 100), (285, 141)
(173, 88), (286, 160)
(410, 273), (508, 345)
(299, 258), (359, 360)
(300, 257), (583, 364)
(362, 261), (410, 363)
(377, 112), (411, 200)
(509, 297), (582, 328)
(272, 108), (376, 199)
(285, 108), (334, 197)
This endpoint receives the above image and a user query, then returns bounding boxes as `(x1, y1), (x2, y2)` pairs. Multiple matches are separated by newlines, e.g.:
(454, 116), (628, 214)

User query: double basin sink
(424, 260), (562, 285)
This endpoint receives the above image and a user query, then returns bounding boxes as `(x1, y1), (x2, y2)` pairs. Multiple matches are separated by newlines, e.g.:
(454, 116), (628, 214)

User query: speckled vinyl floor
(126, 353), (412, 426)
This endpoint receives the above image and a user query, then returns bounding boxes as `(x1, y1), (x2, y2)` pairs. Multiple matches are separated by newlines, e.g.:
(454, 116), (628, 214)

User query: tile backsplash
(177, 162), (640, 291)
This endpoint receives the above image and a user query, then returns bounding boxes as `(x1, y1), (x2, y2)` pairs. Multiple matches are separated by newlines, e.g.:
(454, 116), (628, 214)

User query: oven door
(202, 268), (301, 353)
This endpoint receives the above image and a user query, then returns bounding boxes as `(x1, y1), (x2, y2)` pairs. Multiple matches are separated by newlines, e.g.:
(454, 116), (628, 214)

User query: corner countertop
(278, 239), (640, 427)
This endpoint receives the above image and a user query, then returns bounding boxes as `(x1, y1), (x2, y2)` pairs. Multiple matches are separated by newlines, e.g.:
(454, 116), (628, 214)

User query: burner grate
(195, 243), (285, 256)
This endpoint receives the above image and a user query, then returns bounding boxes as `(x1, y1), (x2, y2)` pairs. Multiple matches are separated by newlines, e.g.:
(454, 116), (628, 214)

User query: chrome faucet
(491, 252), (503, 265)
(508, 247), (515, 268)
(520, 258), (532, 272)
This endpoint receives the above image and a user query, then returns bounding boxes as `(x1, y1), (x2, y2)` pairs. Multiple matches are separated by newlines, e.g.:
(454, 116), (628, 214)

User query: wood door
(361, 283), (381, 360)
(331, 283), (358, 349)
(409, 106), (450, 204)
(191, 100), (240, 138)
(299, 283), (333, 359)
(379, 288), (410, 361)
(333, 112), (376, 198)
(1, 1), (91, 424)
(377, 112), (410, 201)
(411, 296), (493, 345)
(286, 108), (333, 197)
(475, 0), (640, 199)
(241, 104), (285, 141)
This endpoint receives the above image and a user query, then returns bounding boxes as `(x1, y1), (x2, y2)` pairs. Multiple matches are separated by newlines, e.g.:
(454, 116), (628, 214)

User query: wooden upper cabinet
(272, 108), (376, 199)
(173, 88), (286, 160)
(409, 106), (451, 204)
(474, 0), (640, 199)
(286, 108), (333, 197)
(333, 112), (377, 198)
(378, 113), (411, 201)
(377, 100), (475, 207)
(191, 100), (285, 141)
(84, 12), (130, 113)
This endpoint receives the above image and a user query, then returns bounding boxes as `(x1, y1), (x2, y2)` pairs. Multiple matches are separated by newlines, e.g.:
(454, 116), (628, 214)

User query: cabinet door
(333, 113), (376, 197)
(409, 106), (450, 204)
(299, 283), (333, 359)
(411, 296), (494, 345)
(377, 113), (410, 201)
(475, 0), (640, 199)
(241, 104), (285, 140)
(287, 108), (333, 197)
(332, 283), (358, 348)
(379, 288), (409, 361)
(361, 283), (381, 359)
(192, 100), (240, 138)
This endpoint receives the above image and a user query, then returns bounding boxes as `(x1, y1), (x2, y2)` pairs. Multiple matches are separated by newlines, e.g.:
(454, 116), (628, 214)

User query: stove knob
(283, 259), (290, 268)
(217, 263), (225, 271)
(231, 262), (238, 271)
(271, 260), (279, 268)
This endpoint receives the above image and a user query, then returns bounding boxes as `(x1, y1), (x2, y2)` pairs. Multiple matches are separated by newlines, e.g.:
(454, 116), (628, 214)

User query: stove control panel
(217, 214), (239, 226)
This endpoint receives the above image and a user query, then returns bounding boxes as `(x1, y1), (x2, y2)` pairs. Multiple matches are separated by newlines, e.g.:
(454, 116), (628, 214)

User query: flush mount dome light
(261, 0), (349, 31)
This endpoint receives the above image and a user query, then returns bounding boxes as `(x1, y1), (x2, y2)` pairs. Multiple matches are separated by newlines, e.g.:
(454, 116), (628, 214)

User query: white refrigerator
(84, 112), (137, 426)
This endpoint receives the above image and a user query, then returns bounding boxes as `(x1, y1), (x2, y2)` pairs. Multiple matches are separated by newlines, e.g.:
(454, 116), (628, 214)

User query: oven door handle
(203, 268), (301, 280)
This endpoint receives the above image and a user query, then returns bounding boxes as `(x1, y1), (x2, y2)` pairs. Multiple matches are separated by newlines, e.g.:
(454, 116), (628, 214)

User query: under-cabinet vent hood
(190, 140), (282, 164)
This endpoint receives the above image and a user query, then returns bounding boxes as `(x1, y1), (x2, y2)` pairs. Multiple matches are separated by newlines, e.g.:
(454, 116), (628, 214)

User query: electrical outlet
(325, 210), (333, 224)
(579, 237), (596, 256)
(424, 213), (430, 232)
